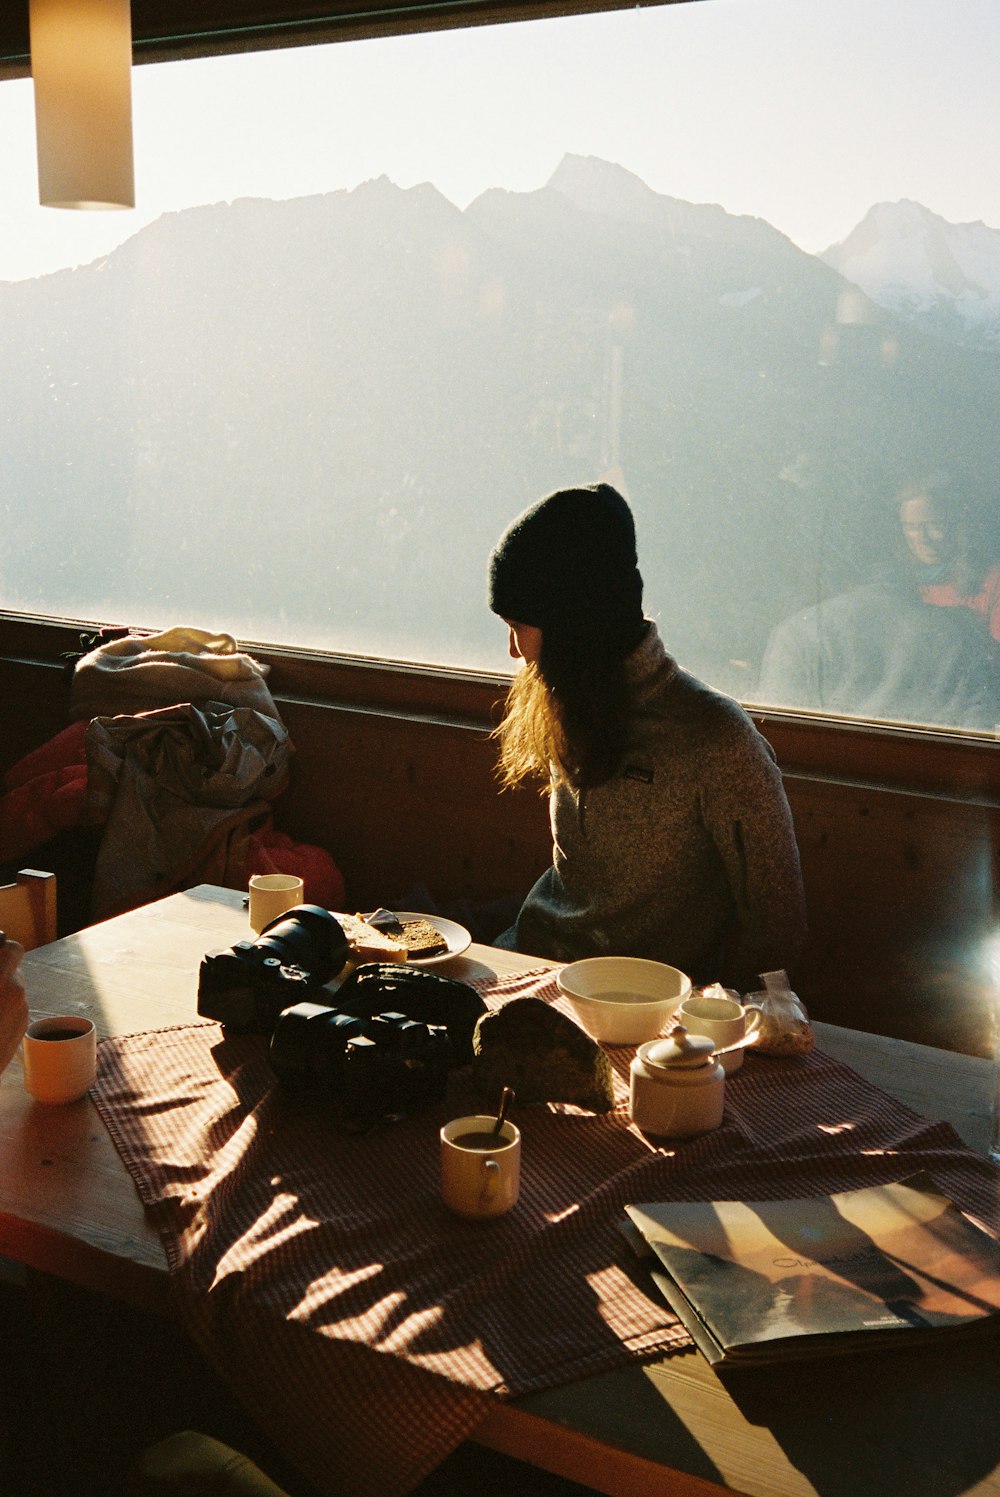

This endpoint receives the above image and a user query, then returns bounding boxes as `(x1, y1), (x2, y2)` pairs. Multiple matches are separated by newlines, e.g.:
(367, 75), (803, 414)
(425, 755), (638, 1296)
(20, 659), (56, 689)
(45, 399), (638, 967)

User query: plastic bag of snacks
(745, 969), (814, 1056)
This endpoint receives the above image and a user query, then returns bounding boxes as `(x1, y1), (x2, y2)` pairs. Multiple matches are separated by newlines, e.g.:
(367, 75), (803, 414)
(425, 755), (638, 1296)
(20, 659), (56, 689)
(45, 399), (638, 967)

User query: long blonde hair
(492, 623), (638, 792)
(492, 663), (568, 792)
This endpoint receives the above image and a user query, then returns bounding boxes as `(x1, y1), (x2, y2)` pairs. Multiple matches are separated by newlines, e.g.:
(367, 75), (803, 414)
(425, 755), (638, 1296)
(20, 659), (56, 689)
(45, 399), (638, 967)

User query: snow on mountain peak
(821, 200), (1000, 349)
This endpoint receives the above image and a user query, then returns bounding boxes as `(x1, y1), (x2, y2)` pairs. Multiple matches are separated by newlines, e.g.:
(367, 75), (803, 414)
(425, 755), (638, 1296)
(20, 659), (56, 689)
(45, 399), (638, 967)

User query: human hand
(0, 934), (29, 1075)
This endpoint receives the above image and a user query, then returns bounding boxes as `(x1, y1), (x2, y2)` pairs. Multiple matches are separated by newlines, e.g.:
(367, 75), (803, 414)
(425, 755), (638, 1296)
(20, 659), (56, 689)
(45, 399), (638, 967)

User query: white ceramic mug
(248, 873), (304, 935)
(675, 992), (762, 1074)
(22, 1015), (97, 1104)
(440, 1114), (521, 1219)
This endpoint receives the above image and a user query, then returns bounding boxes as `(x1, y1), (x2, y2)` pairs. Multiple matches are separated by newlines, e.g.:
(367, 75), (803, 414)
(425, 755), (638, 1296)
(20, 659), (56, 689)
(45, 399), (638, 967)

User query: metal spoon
(492, 1085), (514, 1139)
(711, 1027), (764, 1060)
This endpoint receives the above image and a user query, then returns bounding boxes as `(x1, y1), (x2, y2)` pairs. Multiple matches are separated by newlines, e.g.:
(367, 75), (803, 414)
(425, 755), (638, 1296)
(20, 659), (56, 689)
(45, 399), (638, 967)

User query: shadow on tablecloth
(91, 969), (1000, 1497)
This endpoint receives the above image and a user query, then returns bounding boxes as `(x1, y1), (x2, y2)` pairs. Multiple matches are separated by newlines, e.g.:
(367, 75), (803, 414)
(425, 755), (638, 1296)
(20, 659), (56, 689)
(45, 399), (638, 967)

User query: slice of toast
(399, 919), (449, 958)
(338, 913), (409, 963)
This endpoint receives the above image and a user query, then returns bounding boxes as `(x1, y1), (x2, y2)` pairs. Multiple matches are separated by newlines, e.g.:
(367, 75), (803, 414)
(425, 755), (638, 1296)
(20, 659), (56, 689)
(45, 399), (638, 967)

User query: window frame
(0, 0), (996, 801)
(1, 611), (996, 804)
(0, 2), (698, 75)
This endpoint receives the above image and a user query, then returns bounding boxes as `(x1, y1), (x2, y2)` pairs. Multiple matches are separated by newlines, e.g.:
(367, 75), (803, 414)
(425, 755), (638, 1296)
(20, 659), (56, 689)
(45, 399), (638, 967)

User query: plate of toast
(337, 910), (471, 966)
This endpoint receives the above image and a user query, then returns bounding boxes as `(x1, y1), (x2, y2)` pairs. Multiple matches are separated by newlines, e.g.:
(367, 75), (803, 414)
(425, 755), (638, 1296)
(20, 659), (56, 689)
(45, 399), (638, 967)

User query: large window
(1, 0), (997, 732)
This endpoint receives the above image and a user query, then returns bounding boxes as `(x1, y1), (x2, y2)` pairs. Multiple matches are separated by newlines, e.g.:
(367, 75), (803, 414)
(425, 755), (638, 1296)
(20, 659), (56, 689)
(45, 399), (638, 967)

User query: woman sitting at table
(486, 482), (807, 992)
(0, 935), (28, 1074)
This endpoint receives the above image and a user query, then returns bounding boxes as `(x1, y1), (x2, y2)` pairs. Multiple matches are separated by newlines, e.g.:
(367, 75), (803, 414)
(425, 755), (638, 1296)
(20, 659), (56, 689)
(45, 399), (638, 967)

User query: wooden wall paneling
(788, 777), (998, 1055)
(0, 659), (72, 773)
(275, 699), (552, 912)
(0, 637), (996, 1058)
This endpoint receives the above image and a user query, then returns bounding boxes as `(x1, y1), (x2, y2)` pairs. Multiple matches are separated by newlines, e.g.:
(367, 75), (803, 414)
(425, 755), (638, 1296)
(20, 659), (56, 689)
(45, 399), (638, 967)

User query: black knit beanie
(488, 484), (645, 656)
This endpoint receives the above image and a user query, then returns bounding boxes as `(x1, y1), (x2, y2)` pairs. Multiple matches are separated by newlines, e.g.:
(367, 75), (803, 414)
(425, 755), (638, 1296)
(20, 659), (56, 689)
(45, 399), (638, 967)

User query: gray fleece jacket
(499, 624), (806, 991)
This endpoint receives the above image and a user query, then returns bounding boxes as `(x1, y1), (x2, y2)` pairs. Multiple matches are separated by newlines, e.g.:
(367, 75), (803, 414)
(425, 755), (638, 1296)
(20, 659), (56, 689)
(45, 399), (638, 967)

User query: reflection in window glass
(0, 0), (997, 731)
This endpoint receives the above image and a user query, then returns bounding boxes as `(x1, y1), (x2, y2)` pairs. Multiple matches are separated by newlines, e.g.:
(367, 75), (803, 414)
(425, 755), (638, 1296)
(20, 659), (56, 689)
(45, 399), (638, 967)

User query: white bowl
(556, 957), (692, 1046)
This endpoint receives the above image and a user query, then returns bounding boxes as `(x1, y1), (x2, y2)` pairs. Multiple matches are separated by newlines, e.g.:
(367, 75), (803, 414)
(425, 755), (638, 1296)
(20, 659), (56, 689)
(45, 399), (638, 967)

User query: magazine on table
(624, 1172), (1000, 1367)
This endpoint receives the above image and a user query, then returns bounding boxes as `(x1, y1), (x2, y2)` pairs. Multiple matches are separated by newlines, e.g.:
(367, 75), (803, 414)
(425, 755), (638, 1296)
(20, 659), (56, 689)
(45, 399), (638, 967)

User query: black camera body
(269, 1001), (453, 1129)
(197, 908), (488, 1129)
(334, 962), (487, 1066)
(197, 905), (350, 1034)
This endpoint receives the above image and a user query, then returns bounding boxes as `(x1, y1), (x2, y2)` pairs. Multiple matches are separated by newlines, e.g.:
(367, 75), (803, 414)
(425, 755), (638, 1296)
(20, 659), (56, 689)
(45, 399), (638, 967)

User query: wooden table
(3, 885), (998, 1497)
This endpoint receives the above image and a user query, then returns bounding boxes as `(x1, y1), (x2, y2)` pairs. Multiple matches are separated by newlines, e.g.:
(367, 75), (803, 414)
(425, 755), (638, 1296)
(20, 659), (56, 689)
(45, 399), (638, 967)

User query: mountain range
(1, 155), (996, 701)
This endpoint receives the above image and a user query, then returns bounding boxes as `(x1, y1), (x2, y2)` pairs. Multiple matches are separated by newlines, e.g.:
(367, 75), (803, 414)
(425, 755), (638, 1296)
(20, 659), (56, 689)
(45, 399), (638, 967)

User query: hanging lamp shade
(30, 0), (135, 210)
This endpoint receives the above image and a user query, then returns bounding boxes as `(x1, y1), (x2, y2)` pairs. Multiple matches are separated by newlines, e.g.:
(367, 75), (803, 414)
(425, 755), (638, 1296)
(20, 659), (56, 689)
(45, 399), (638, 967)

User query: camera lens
(257, 905), (349, 985)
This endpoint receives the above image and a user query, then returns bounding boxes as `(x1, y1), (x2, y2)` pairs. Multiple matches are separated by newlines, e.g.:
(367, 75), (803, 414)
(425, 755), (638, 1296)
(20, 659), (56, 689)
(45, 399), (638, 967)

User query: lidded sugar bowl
(628, 1026), (725, 1138)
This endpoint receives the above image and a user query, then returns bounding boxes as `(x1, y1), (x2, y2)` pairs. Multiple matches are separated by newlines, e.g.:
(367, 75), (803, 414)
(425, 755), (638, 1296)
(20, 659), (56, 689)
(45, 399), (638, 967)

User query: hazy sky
(0, 0), (997, 282)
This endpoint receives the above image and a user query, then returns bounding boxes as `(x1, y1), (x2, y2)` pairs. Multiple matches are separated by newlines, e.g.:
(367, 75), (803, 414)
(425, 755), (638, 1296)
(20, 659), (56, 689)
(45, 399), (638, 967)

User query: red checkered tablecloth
(91, 969), (1000, 1497)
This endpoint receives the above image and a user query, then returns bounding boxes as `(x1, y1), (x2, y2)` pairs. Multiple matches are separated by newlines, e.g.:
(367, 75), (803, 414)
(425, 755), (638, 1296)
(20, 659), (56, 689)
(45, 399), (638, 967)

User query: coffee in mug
(440, 1114), (520, 1218)
(451, 1130), (516, 1151)
(22, 1015), (97, 1104)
